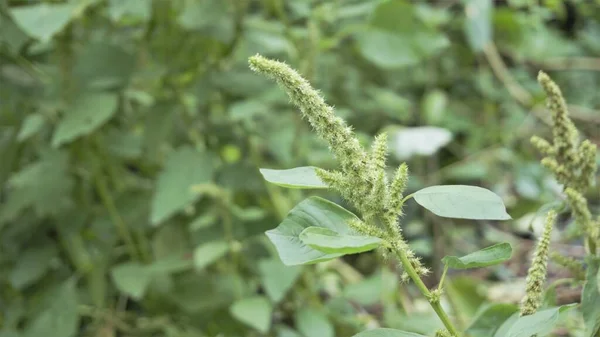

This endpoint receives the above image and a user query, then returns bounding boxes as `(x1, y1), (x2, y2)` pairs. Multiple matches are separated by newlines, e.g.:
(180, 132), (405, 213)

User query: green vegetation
(1, 1), (599, 337)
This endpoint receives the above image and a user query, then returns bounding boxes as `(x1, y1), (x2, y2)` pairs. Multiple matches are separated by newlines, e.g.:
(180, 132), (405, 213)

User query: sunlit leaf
(299, 226), (382, 255)
(265, 197), (360, 266)
(413, 185), (511, 220)
(442, 243), (512, 269)
(259, 167), (328, 189)
(388, 126), (452, 160)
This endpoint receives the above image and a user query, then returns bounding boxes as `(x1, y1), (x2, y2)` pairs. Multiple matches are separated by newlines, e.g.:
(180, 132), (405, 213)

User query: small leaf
(230, 296), (273, 333)
(295, 309), (334, 337)
(265, 197), (360, 266)
(24, 279), (79, 337)
(9, 3), (75, 43)
(442, 243), (512, 269)
(259, 167), (328, 189)
(466, 303), (519, 337)
(17, 114), (45, 142)
(259, 258), (302, 303)
(150, 147), (216, 225)
(193, 241), (229, 270)
(463, 0), (493, 52)
(299, 227), (382, 255)
(9, 245), (57, 289)
(352, 329), (428, 337)
(582, 257), (600, 337)
(506, 304), (577, 337)
(110, 262), (152, 300)
(413, 185), (511, 220)
(52, 92), (119, 147)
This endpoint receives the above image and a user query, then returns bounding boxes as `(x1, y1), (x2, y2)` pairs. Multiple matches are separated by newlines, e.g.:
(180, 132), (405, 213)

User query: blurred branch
(540, 57), (600, 72)
(484, 43), (600, 125)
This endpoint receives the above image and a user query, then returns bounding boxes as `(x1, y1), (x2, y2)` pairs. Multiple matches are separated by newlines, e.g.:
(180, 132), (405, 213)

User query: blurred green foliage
(0, 0), (599, 336)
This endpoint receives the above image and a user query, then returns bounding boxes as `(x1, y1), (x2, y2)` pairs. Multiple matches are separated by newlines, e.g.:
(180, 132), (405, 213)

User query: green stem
(401, 193), (415, 205)
(393, 248), (460, 337)
(438, 264), (449, 291)
(95, 175), (140, 261)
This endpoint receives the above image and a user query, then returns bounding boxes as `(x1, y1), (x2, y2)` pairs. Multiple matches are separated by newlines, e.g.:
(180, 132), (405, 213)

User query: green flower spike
(520, 210), (556, 316)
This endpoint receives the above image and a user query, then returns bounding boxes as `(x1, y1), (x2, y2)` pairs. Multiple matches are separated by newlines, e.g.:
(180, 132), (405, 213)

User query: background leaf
(506, 304), (577, 337)
(52, 92), (119, 147)
(150, 147), (216, 225)
(230, 296), (273, 334)
(353, 329), (429, 337)
(295, 308), (334, 337)
(9, 4), (75, 43)
(463, 0), (493, 52)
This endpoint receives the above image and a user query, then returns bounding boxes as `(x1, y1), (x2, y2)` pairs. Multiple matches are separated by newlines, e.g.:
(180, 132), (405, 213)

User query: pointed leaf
(353, 329), (428, 337)
(150, 147), (216, 225)
(9, 4), (75, 43)
(413, 185), (511, 220)
(110, 262), (152, 300)
(299, 226), (382, 255)
(296, 309), (334, 337)
(506, 304), (577, 337)
(266, 197), (360, 266)
(259, 167), (328, 189)
(193, 241), (229, 270)
(230, 296), (272, 333)
(582, 257), (600, 337)
(466, 303), (519, 337)
(259, 258), (302, 303)
(52, 92), (119, 147)
(24, 279), (79, 337)
(442, 243), (512, 269)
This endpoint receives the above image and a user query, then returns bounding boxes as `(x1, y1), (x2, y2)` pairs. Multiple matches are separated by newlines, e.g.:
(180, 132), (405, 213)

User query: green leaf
(259, 167), (328, 189)
(352, 329), (428, 337)
(150, 147), (216, 225)
(108, 0), (152, 22)
(299, 226), (382, 255)
(265, 197), (361, 266)
(9, 3), (75, 43)
(505, 304), (577, 337)
(463, 0), (493, 52)
(582, 257), (600, 337)
(259, 258), (302, 303)
(413, 185), (511, 220)
(110, 262), (152, 300)
(193, 241), (229, 270)
(9, 245), (58, 289)
(295, 308), (334, 337)
(17, 114), (45, 142)
(442, 243), (512, 269)
(230, 296), (273, 334)
(24, 279), (79, 337)
(52, 92), (119, 147)
(466, 303), (519, 337)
